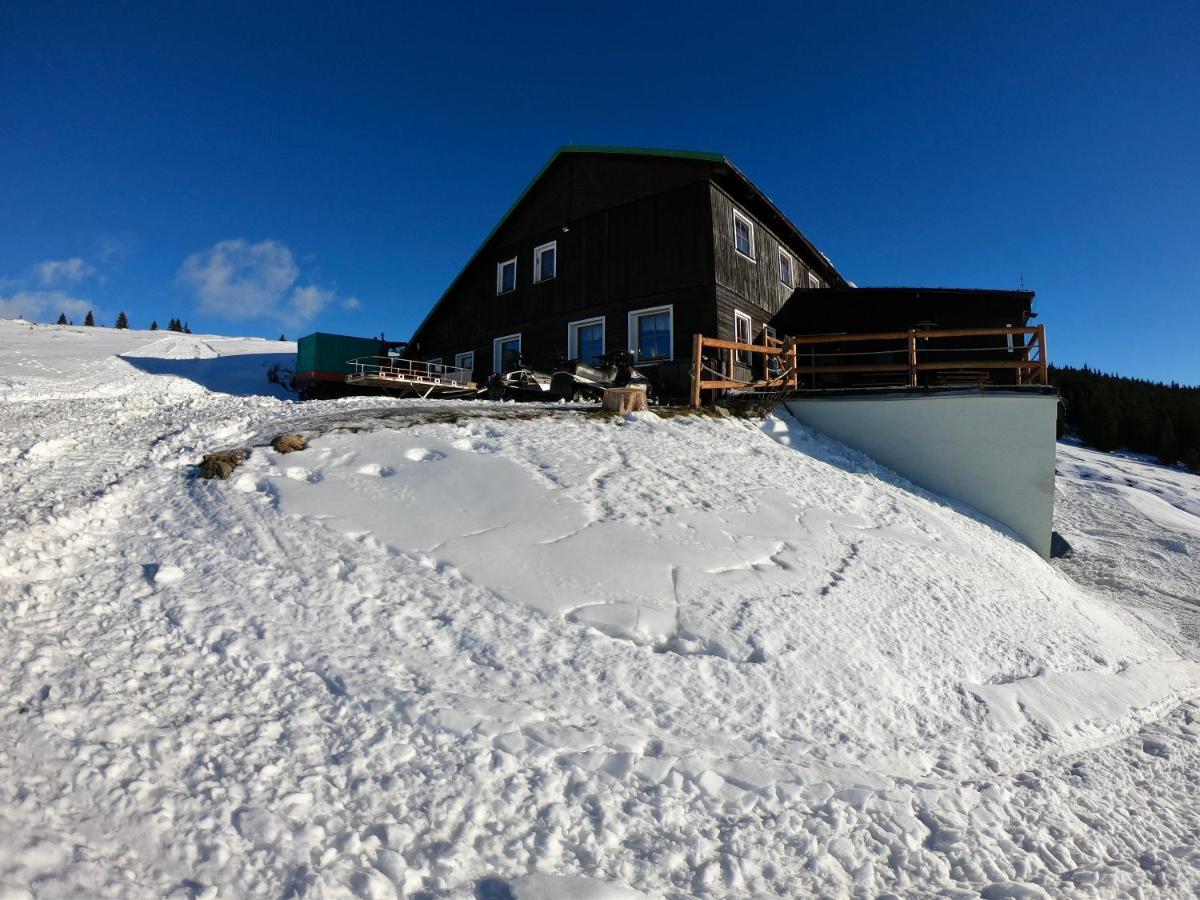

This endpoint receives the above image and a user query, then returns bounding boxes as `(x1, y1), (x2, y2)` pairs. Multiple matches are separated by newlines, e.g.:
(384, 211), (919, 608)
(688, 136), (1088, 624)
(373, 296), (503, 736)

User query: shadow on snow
(119, 351), (297, 399)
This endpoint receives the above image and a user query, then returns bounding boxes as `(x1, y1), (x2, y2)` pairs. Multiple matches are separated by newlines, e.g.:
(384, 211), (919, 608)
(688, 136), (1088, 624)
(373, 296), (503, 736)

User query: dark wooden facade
(407, 147), (847, 387)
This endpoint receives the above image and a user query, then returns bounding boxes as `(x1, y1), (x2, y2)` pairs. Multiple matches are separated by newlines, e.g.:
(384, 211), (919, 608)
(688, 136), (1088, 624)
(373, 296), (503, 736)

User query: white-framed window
(496, 257), (517, 295)
(533, 241), (557, 283)
(628, 305), (673, 363)
(732, 209), (755, 260)
(734, 310), (753, 365)
(778, 248), (794, 287)
(493, 333), (521, 373)
(568, 316), (605, 364)
(764, 325), (781, 375)
(807, 271), (821, 289)
(455, 351), (474, 371)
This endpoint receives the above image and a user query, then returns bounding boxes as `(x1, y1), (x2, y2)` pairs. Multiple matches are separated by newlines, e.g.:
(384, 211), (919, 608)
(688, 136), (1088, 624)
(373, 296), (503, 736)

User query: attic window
(779, 249), (794, 287)
(497, 258), (517, 295)
(533, 241), (557, 283)
(733, 209), (755, 260)
(807, 271), (821, 289)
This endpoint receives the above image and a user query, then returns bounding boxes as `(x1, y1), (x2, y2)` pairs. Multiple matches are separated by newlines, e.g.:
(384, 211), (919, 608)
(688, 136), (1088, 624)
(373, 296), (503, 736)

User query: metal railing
(690, 325), (1048, 406)
(346, 356), (474, 387)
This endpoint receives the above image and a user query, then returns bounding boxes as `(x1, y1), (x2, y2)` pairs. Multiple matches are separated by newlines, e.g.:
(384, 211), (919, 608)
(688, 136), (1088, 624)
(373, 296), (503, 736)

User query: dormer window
(807, 271), (821, 289)
(533, 241), (557, 283)
(496, 257), (517, 295)
(733, 209), (755, 260)
(779, 249), (794, 287)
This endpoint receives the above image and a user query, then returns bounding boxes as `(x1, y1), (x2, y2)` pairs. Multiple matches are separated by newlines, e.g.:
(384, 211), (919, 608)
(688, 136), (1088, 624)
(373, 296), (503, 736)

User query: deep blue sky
(2, 1), (1197, 383)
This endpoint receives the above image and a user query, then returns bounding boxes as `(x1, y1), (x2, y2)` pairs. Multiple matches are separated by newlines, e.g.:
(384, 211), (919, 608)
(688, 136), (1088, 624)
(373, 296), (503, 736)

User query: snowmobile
(481, 367), (555, 402)
(549, 350), (651, 401)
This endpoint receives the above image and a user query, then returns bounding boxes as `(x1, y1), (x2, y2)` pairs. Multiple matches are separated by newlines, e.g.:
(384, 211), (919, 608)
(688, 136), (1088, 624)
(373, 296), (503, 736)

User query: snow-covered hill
(2, 318), (1199, 898)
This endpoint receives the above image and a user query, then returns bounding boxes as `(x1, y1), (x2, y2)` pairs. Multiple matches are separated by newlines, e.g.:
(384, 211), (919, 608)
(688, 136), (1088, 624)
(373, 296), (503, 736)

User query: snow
(2, 318), (1199, 897)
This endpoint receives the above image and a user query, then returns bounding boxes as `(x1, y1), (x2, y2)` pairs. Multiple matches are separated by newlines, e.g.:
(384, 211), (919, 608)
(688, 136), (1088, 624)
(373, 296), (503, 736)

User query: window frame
(454, 350), (474, 371)
(807, 271), (821, 290)
(627, 304), (674, 364)
(496, 257), (518, 295)
(493, 333), (521, 373)
(778, 248), (794, 287)
(567, 315), (605, 363)
(732, 208), (756, 261)
(533, 240), (557, 284)
(764, 325), (781, 375)
(733, 309), (753, 365)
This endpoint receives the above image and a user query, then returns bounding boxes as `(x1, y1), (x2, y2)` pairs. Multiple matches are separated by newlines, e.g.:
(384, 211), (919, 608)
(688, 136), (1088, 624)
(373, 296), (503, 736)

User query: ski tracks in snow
(4, 324), (1200, 896)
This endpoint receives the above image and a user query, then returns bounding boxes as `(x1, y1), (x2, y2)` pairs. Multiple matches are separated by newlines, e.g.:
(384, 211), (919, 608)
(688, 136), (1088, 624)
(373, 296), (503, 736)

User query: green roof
(556, 145), (725, 162)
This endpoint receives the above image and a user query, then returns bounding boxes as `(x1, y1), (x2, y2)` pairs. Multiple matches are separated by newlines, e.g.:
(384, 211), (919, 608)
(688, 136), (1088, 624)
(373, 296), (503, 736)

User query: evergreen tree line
(56, 311), (189, 332)
(1051, 364), (1200, 470)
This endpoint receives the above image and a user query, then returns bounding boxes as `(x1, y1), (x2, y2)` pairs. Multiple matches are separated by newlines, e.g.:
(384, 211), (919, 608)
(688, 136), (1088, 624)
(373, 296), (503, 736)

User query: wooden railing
(346, 356), (474, 386)
(690, 334), (798, 407)
(690, 325), (1048, 406)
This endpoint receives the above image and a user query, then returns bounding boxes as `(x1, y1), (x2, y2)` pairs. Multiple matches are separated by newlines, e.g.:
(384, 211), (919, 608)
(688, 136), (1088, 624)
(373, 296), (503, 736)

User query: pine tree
(183, 322), (191, 334)
(1159, 419), (1179, 467)
(56, 312), (68, 325)
(1050, 364), (1200, 469)
(115, 311), (129, 329)
(279, 334), (286, 341)
(150, 320), (158, 331)
(168, 318), (183, 333)
(84, 310), (95, 327)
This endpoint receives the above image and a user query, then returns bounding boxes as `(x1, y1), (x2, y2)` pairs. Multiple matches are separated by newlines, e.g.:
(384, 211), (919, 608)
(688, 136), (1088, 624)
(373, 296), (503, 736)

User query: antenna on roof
(1018, 273), (1025, 290)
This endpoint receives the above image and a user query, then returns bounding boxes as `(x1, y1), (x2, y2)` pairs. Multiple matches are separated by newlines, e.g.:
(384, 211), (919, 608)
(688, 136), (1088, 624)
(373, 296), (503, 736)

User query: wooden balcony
(690, 325), (1048, 406)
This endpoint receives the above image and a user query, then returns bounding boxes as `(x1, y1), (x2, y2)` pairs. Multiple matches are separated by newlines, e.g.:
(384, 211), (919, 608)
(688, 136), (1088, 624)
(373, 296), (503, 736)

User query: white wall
(785, 391), (1059, 557)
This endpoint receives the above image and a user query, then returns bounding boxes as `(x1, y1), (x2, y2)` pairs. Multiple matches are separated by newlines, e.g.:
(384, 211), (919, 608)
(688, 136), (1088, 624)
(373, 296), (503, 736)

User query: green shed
(294, 332), (385, 399)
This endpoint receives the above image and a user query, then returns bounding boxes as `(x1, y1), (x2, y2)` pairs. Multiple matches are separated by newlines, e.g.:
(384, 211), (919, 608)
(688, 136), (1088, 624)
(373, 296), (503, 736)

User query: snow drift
(2, 318), (1199, 898)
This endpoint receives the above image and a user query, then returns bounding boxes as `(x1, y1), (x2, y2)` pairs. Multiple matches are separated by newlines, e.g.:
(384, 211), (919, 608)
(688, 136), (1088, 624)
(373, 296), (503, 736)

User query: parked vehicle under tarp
(482, 368), (555, 402)
(550, 350), (651, 401)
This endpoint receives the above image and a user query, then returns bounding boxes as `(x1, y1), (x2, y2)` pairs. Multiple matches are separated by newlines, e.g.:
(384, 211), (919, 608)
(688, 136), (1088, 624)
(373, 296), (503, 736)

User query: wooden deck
(690, 325), (1049, 406)
(346, 357), (477, 398)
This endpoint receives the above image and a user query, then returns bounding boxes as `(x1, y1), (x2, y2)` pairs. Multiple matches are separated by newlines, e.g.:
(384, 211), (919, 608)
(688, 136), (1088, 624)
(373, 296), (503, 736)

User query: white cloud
(177, 238), (356, 329)
(36, 257), (96, 287)
(177, 239), (299, 320)
(286, 285), (333, 327)
(339, 296), (362, 310)
(0, 290), (94, 322)
(94, 233), (138, 264)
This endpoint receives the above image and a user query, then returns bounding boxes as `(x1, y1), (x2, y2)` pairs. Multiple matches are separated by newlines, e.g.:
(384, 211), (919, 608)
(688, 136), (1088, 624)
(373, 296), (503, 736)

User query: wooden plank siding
(407, 148), (850, 389)
(710, 183), (828, 345)
(410, 161), (719, 377)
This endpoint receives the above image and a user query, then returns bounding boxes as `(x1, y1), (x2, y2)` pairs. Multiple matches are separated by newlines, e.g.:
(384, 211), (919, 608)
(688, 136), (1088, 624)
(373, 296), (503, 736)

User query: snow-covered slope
(2, 319), (1199, 898)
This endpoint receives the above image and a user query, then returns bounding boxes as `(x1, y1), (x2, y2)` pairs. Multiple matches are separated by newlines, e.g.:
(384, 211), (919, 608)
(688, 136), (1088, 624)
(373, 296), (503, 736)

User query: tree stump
(602, 386), (648, 414)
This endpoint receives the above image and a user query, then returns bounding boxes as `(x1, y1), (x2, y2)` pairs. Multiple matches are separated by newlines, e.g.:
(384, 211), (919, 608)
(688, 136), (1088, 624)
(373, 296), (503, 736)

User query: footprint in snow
(355, 463), (395, 478)
(404, 448), (446, 463)
(284, 467), (322, 483)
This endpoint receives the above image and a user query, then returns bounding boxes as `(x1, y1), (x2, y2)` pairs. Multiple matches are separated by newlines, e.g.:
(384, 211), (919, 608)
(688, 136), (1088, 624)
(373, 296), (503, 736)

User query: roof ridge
(555, 145), (725, 163)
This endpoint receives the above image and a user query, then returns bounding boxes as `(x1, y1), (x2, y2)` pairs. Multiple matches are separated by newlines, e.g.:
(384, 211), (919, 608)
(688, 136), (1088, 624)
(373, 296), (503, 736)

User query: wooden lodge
(400, 146), (1060, 557)
(406, 145), (1044, 403)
